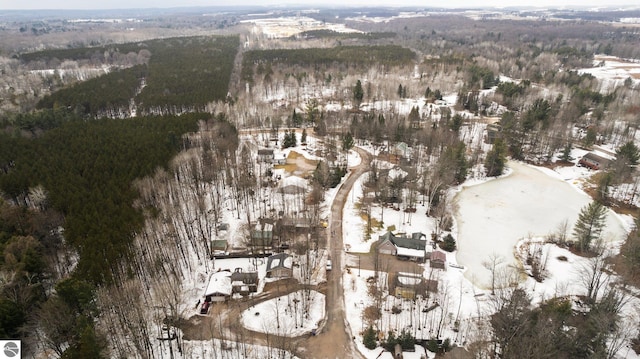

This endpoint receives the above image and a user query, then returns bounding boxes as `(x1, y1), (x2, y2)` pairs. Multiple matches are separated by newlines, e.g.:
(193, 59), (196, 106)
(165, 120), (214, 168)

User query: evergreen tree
(353, 80), (364, 108)
(616, 141), (640, 166)
(424, 86), (432, 99)
(301, 128), (307, 144)
(449, 114), (463, 132)
(573, 201), (608, 252)
(439, 141), (468, 184)
(363, 326), (377, 350)
(440, 234), (457, 252)
(342, 132), (354, 152)
(408, 106), (420, 123)
(291, 109), (302, 127)
(560, 142), (574, 162)
(282, 130), (297, 149)
(485, 138), (507, 177)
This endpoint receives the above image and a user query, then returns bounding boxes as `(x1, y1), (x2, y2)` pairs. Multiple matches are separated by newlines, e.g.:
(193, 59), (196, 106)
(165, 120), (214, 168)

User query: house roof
(266, 253), (293, 271)
(204, 271), (232, 297)
(258, 148), (274, 155)
(379, 231), (426, 251)
(397, 247), (425, 258)
(581, 152), (612, 164)
(230, 271), (258, 283)
(211, 239), (228, 250)
(431, 251), (446, 262)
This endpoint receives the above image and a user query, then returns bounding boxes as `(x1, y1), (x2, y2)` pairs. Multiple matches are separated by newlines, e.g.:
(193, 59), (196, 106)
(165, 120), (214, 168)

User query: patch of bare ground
(582, 174), (639, 216)
(441, 346), (474, 358)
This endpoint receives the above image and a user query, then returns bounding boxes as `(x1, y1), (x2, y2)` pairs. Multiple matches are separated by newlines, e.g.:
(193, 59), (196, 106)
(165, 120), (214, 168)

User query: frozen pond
(455, 161), (627, 288)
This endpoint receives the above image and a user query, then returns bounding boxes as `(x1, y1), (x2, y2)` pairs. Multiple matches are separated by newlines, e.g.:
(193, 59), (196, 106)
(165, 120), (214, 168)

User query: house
(266, 253), (293, 278)
(273, 151), (287, 165)
(279, 175), (308, 195)
(392, 142), (410, 158)
(430, 250), (447, 270)
(230, 268), (259, 295)
(257, 148), (275, 163)
(250, 222), (274, 252)
(278, 216), (315, 232)
(376, 231), (427, 262)
(579, 152), (611, 170)
(204, 271), (232, 302)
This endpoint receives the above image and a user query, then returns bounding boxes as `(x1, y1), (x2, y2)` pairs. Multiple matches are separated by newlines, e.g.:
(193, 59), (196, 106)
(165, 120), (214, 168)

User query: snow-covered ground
(578, 54), (640, 92)
(242, 16), (361, 39)
(241, 290), (325, 337)
(339, 149), (638, 358)
(455, 160), (628, 288)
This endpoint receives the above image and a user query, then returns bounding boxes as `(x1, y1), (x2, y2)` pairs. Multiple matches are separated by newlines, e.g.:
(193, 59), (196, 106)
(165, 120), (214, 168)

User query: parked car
(326, 259), (332, 271)
(200, 301), (210, 314)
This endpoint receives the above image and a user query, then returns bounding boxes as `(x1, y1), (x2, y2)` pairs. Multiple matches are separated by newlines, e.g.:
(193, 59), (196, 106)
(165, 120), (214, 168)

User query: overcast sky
(1, 0), (638, 10)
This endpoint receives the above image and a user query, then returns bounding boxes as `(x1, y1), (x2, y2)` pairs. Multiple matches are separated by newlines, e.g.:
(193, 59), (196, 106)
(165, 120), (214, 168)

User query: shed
(430, 251), (447, 270)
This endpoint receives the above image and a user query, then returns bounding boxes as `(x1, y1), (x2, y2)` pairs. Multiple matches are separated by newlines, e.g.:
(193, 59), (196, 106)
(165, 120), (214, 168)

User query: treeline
(242, 45), (415, 82)
(136, 36), (239, 112)
(294, 30), (396, 40)
(17, 42), (144, 63)
(0, 111), (203, 285)
(36, 65), (147, 116)
(23, 36), (239, 115)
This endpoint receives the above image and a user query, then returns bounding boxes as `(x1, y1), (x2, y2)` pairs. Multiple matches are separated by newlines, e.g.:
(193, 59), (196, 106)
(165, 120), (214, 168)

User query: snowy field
(578, 54), (640, 92)
(455, 160), (628, 288)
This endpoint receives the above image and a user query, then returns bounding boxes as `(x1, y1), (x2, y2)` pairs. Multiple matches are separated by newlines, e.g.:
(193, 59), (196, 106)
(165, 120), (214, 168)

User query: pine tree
(363, 325), (377, 350)
(573, 201), (608, 252)
(353, 80), (364, 108)
(485, 138), (507, 177)
(616, 141), (640, 166)
(342, 132), (354, 152)
(440, 234), (457, 252)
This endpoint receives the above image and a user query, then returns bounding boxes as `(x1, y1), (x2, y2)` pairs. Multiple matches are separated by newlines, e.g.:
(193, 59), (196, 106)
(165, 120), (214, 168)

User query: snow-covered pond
(455, 161), (627, 288)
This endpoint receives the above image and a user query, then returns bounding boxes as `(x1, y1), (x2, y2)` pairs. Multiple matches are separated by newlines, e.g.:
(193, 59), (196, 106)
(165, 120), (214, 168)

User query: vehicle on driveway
(200, 301), (210, 314)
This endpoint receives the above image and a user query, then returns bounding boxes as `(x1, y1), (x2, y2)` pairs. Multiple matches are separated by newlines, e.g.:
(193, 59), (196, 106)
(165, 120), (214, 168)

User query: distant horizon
(2, 1), (639, 11)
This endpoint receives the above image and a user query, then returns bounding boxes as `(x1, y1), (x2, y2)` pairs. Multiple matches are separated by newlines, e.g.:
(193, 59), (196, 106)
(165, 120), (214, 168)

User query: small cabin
(578, 152), (611, 170)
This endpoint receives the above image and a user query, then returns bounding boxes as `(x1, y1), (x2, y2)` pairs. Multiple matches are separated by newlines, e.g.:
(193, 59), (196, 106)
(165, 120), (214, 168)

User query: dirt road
(296, 147), (372, 359)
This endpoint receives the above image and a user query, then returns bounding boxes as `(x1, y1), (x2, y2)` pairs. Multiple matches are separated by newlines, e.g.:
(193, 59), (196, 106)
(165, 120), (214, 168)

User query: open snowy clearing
(455, 160), (628, 288)
(241, 290), (325, 337)
(578, 54), (640, 91)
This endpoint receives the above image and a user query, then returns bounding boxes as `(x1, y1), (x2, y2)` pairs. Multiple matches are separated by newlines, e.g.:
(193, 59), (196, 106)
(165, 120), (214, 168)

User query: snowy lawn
(241, 290), (325, 337)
